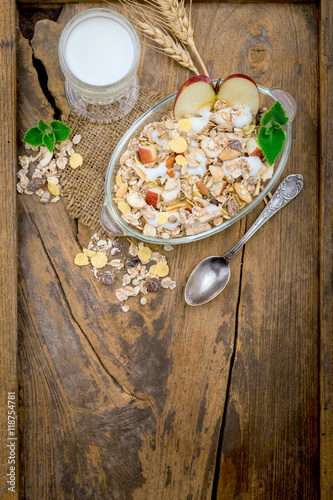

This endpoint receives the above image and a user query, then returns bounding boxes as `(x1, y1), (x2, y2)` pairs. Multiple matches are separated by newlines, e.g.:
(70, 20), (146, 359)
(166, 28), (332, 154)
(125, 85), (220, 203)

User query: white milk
(65, 17), (135, 86)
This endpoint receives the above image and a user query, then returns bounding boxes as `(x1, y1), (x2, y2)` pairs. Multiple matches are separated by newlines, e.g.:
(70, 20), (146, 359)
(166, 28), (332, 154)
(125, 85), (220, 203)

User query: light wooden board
(0, 1), (18, 498)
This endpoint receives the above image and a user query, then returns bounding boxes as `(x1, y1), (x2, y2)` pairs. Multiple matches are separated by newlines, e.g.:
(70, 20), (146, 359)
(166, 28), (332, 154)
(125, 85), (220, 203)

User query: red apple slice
(217, 74), (260, 114)
(146, 187), (163, 208)
(246, 137), (264, 159)
(138, 145), (157, 165)
(173, 75), (216, 120)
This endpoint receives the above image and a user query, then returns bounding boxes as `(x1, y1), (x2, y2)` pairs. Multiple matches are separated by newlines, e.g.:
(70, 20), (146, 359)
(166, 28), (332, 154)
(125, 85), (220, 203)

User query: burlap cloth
(60, 87), (164, 234)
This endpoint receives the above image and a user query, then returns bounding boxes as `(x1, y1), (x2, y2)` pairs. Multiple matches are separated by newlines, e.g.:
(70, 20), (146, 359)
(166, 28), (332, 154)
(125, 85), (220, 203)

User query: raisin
(229, 140), (242, 152)
(233, 176), (243, 183)
(256, 108), (265, 126)
(27, 177), (46, 192)
(203, 195), (219, 206)
(125, 256), (140, 268)
(99, 270), (115, 285)
(226, 199), (239, 217)
(146, 277), (161, 292)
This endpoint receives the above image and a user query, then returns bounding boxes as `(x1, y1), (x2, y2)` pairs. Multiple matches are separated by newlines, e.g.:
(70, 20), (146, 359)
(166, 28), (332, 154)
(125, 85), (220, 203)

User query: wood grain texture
(19, 4), (246, 498)
(214, 3), (320, 499)
(0, 1), (18, 498)
(319, 0), (333, 498)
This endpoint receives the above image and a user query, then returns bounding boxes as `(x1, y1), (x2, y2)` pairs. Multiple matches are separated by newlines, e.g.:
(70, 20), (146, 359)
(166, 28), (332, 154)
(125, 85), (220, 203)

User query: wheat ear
(137, 22), (199, 74)
(152, 0), (209, 76)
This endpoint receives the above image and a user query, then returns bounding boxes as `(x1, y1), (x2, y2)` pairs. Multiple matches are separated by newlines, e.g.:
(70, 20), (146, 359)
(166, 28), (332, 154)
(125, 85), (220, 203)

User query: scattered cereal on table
(91, 252), (108, 269)
(74, 253), (89, 266)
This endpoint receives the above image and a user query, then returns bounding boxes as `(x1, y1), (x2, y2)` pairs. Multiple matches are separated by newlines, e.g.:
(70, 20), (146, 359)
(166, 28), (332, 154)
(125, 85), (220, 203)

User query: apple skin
(138, 145), (157, 165)
(250, 147), (264, 159)
(220, 181), (228, 194)
(173, 75), (215, 120)
(221, 73), (257, 87)
(146, 191), (158, 208)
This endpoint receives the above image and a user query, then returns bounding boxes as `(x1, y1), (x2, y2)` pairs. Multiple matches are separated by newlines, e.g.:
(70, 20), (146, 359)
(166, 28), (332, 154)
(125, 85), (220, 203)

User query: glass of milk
(59, 8), (141, 122)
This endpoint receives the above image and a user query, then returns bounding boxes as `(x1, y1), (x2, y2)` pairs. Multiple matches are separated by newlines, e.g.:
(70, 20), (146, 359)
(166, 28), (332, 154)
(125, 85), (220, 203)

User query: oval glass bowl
(101, 82), (295, 245)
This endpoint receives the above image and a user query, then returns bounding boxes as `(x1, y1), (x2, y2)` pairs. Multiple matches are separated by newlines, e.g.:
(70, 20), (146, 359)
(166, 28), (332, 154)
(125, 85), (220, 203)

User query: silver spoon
(185, 174), (303, 306)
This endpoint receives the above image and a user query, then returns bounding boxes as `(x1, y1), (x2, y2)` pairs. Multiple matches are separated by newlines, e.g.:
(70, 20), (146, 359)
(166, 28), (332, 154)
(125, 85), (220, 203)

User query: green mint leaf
(258, 124), (286, 166)
(260, 101), (289, 127)
(42, 131), (56, 152)
(50, 120), (71, 142)
(38, 120), (51, 133)
(23, 127), (44, 147)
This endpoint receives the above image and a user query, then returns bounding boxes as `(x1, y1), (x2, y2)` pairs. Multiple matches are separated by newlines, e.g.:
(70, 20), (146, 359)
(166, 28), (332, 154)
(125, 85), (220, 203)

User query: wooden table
(0, 0), (332, 498)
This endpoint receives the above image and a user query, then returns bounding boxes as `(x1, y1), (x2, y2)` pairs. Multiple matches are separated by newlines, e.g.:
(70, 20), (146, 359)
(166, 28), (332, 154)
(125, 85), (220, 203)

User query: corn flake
(175, 155), (188, 166)
(74, 253), (89, 266)
(48, 182), (60, 196)
(138, 246), (152, 262)
(91, 252), (108, 269)
(69, 153), (83, 169)
(177, 119), (192, 132)
(169, 137), (187, 154)
(117, 201), (131, 215)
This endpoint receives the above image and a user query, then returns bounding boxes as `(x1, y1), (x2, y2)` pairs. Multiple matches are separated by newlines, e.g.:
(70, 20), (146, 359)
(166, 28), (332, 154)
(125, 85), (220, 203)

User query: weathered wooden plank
(17, 0), (318, 4)
(319, 0), (333, 498)
(18, 4), (247, 498)
(215, 3), (320, 499)
(0, 1), (18, 498)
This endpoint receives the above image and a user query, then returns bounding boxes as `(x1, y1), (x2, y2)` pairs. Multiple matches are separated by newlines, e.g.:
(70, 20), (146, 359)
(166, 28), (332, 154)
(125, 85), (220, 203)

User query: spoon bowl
(185, 257), (230, 306)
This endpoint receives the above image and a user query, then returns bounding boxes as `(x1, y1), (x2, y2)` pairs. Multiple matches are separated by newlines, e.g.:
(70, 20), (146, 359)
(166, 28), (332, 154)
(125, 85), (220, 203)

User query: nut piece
(69, 153), (83, 169)
(209, 165), (224, 181)
(74, 253), (89, 266)
(116, 182), (128, 198)
(127, 192), (146, 209)
(38, 146), (53, 167)
(195, 181), (209, 195)
(169, 136), (187, 154)
(91, 252), (108, 269)
(219, 149), (241, 161)
(234, 182), (252, 203)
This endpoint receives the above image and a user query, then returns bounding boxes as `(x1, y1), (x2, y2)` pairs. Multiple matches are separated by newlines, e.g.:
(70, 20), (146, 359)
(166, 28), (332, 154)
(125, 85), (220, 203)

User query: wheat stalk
(150, 0), (209, 76)
(137, 22), (199, 74)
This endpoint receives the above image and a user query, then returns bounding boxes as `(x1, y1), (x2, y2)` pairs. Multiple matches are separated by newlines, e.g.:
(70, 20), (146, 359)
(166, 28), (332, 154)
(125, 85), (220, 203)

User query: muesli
(112, 75), (275, 240)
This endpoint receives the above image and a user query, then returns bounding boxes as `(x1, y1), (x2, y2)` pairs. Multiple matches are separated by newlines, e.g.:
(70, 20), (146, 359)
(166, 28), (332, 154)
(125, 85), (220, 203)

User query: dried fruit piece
(69, 153), (83, 169)
(177, 119), (192, 132)
(175, 155), (187, 166)
(146, 277), (161, 292)
(138, 246), (152, 262)
(74, 253), (89, 266)
(151, 262), (169, 277)
(27, 177), (46, 192)
(169, 136), (187, 154)
(91, 252), (108, 269)
(99, 270), (115, 285)
(166, 156), (175, 169)
(125, 256), (140, 268)
(48, 182), (60, 196)
(117, 201), (131, 215)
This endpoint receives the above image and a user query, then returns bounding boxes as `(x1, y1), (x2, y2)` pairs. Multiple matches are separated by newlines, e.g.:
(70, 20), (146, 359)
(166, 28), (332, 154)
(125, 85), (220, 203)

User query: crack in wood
(24, 203), (155, 413)
(211, 218), (248, 499)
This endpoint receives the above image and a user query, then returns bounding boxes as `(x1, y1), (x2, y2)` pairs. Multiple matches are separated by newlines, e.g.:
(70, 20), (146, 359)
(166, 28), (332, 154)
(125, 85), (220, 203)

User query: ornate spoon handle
(224, 174), (303, 261)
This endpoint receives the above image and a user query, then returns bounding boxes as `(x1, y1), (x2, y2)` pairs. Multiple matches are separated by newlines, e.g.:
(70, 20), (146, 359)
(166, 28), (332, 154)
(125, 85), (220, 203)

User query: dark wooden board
(319, 1), (333, 498)
(10, 1), (332, 499)
(0, 1), (18, 499)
